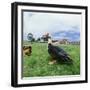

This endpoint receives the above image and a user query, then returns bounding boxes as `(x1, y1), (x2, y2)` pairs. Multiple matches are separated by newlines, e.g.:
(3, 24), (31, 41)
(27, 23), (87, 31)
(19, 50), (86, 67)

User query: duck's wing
(54, 46), (68, 56)
(48, 44), (69, 57)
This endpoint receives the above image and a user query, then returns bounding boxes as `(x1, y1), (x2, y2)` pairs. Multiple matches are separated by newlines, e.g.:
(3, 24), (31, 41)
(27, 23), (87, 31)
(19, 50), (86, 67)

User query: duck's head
(48, 38), (52, 45)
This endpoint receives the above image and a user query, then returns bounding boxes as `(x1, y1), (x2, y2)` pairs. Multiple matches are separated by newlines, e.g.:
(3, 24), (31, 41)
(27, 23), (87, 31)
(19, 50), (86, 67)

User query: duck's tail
(64, 56), (73, 64)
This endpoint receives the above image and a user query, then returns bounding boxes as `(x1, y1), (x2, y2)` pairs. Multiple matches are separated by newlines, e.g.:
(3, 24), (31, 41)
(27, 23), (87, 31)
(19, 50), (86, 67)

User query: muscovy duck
(48, 39), (73, 64)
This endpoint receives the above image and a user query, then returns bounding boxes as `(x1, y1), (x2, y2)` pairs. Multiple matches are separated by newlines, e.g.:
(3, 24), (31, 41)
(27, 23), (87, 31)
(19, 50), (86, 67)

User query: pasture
(22, 41), (80, 77)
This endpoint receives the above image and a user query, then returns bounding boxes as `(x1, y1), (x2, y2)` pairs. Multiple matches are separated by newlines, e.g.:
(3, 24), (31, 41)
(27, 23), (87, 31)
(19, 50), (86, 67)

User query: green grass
(23, 41), (80, 77)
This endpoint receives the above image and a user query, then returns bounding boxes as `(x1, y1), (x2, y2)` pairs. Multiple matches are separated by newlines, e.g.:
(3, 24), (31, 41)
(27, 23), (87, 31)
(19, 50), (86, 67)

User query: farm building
(69, 41), (80, 45)
(59, 39), (69, 44)
(52, 39), (80, 45)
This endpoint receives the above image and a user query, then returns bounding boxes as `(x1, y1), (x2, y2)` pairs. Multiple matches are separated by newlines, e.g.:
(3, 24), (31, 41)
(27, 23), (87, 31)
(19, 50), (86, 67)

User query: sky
(23, 11), (81, 41)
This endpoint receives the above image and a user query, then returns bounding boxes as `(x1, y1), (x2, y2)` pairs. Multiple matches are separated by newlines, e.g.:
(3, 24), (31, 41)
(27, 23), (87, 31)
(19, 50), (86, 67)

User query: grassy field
(23, 41), (80, 77)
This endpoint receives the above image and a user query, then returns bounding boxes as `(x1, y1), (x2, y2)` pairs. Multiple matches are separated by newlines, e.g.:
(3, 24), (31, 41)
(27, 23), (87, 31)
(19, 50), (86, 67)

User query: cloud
(52, 30), (80, 41)
(23, 11), (81, 40)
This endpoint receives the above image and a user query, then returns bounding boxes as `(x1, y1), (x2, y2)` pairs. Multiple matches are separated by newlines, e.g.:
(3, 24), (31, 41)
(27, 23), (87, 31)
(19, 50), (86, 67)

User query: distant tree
(27, 33), (33, 42)
(37, 38), (40, 41)
(32, 38), (35, 42)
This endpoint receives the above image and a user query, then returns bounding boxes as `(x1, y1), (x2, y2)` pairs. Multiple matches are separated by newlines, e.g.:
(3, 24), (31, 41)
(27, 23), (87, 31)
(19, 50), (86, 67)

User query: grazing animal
(48, 39), (73, 64)
(23, 45), (32, 56)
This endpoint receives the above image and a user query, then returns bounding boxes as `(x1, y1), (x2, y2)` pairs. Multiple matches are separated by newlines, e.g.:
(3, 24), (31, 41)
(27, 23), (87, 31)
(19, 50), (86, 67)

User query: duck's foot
(49, 60), (57, 65)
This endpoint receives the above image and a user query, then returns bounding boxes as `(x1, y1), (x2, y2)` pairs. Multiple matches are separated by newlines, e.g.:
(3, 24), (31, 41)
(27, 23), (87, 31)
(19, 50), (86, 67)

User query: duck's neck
(48, 43), (52, 46)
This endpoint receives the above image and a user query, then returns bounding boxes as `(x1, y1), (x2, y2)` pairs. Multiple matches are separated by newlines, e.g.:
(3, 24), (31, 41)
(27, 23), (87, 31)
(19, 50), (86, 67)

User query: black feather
(48, 43), (73, 63)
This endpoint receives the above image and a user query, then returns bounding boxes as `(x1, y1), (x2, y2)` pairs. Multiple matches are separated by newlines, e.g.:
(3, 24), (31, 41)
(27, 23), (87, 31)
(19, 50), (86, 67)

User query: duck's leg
(49, 56), (57, 65)
(49, 60), (56, 64)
